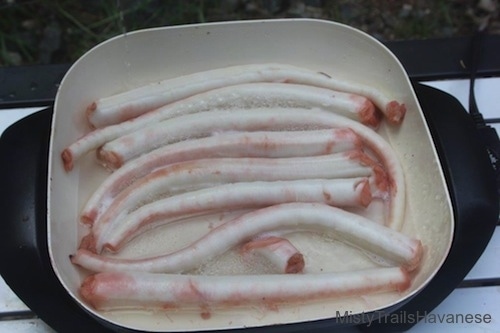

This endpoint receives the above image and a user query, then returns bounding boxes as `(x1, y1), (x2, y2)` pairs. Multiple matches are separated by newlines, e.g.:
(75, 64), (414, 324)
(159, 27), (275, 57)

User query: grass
(0, 0), (495, 66)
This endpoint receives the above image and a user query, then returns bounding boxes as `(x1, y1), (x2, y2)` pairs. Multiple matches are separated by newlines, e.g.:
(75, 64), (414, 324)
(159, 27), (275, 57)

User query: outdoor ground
(1, 0), (499, 66)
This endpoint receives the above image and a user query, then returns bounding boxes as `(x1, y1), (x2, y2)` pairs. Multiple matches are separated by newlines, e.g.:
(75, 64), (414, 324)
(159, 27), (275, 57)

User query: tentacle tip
(69, 254), (78, 265)
(86, 102), (98, 129)
(200, 310), (212, 320)
(80, 213), (95, 226)
(358, 179), (373, 207)
(79, 233), (97, 253)
(285, 253), (305, 274)
(386, 101), (406, 125)
(61, 149), (73, 172)
(97, 148), (123, 170)
(359, 101), (382, 129)
(87, 102), (97, 113)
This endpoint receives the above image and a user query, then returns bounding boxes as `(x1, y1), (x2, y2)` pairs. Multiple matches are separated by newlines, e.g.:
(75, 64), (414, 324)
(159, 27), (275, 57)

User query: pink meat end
(359, 99), (382, 129)
(285, 253), (305, 274)
(386, 101), (406, 125)
(61, 149), (73, 172)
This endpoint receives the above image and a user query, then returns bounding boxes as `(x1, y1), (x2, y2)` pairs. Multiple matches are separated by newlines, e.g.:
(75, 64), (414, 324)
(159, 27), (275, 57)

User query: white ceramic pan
(47, 19), (453, 332)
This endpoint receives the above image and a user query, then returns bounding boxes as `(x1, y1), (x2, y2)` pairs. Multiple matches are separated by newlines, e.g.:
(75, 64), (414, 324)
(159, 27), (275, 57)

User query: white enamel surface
(47, 19), (453, 331)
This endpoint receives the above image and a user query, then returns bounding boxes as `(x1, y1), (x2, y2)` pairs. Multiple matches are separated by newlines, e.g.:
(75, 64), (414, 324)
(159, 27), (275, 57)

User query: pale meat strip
(97, 107), (405, 230)
(241, 236), (305, 274)
(79, 267), (410, 312)
(97, 178), (372, 253)
(89, 151), (375, 229)
(63, 82), (377, 171)
(317, 113), (406, 231)
(98, 109), (367, 169)
(71, 202), (423, 273)
(81, 129), (361, 224)
(86, 63), (402, 128)
(98, 108), (373, 167)
(86, 152), (378, 251)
